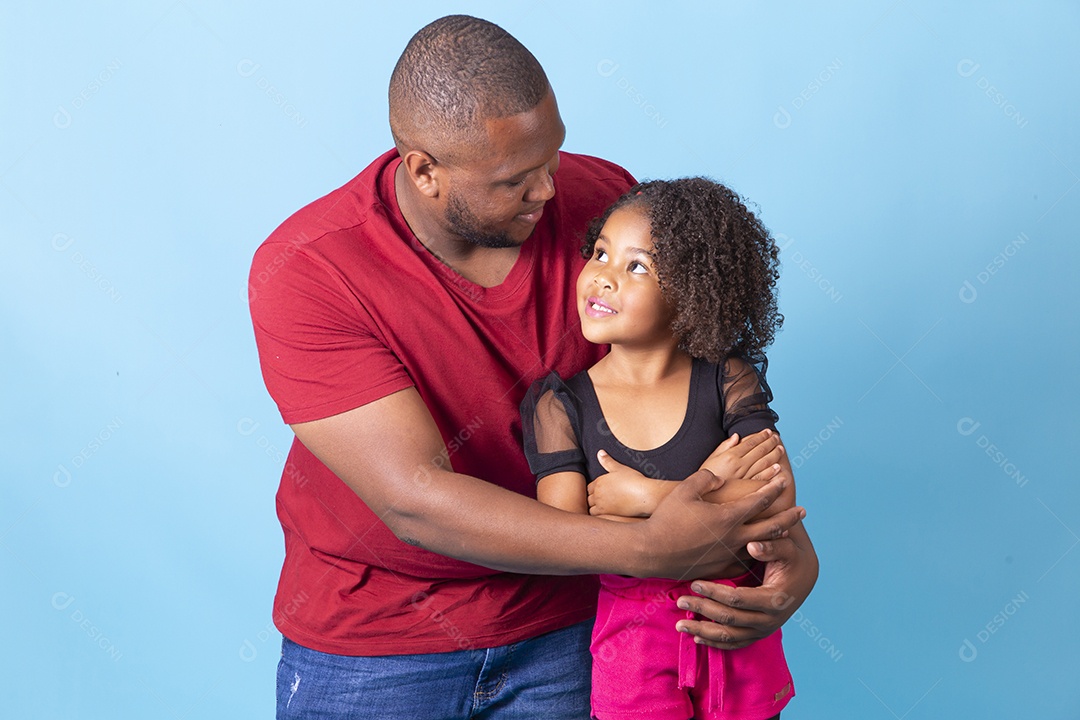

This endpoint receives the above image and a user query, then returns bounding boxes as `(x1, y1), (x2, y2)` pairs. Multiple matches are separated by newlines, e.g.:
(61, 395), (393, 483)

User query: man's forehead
(462, 97), (564, 175)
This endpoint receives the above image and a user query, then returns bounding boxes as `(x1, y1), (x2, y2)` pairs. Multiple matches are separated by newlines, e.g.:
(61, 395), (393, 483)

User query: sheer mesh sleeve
(520, 373), (587, 482)
(719, 353), (779, 438)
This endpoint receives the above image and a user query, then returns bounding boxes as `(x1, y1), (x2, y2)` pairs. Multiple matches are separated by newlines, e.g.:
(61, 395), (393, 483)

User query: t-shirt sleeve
(719, 353), (779, 438)
(249, 243), (413, 425)
(519, 374), (587, 482)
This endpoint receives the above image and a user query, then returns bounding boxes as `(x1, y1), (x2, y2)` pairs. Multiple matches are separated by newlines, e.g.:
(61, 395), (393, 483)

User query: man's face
(436, 91), (565, 248)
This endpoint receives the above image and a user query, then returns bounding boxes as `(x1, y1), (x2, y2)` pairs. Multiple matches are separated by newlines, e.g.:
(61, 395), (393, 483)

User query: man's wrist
(617, 518), (657, 577)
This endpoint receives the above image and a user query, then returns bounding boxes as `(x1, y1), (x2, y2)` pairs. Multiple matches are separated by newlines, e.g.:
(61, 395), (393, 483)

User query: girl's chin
(580, 331), (615, 346)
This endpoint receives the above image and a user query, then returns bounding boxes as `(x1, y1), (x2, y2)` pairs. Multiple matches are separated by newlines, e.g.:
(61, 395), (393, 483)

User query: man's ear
(401, 150), (442, 199)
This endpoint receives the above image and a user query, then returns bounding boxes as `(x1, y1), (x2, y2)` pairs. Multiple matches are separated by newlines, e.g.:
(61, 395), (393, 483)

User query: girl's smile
(584, 296), (617, 318)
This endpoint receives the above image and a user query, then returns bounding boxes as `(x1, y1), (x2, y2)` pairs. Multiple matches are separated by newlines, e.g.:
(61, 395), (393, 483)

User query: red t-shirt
(249, 149), (635, 655)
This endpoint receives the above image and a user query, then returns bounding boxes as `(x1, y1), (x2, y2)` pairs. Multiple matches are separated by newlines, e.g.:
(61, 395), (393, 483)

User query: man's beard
(444, 193), (520, 249)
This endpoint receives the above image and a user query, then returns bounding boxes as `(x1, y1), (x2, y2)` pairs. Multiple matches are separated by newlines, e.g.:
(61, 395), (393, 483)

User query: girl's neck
(593, 343), (692, 386)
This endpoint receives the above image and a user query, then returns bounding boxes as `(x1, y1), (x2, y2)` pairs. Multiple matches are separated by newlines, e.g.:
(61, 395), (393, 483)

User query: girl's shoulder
(716, 351), (771, 391)
(713, 351), (779, 436)
(521, 370), (590, 424)
(519, 370), (594, 474)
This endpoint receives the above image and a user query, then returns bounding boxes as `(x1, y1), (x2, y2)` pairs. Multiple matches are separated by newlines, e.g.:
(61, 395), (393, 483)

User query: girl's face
(576, 206), (677, 350)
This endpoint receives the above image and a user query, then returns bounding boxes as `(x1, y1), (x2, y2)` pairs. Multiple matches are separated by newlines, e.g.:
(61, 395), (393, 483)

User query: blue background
(4, 1), (1078, 717)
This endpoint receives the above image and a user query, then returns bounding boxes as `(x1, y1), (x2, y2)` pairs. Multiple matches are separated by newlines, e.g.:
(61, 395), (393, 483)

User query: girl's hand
(701, 430), (792, 522)
(587, 450), (675, 518)
(700, 429), (784, 483)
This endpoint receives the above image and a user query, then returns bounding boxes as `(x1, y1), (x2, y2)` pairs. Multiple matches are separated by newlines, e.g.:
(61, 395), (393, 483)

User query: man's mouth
(516, 205), (545, 223)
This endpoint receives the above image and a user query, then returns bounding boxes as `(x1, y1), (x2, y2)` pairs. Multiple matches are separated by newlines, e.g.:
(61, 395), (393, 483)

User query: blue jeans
(276, 620), (593, 719)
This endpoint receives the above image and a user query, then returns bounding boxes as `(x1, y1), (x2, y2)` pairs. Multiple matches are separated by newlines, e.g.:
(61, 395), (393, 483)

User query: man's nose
(525, 167), (555, 203)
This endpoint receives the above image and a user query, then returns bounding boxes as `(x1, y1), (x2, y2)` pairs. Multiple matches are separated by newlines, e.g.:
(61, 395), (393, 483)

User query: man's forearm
(378, 467), (798, 581)
(380, 468), (649, 575)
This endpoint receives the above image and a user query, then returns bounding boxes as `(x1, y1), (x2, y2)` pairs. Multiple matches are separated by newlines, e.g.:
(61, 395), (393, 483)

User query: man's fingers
(674, 618), (758, 650)
(720, 474), (787, 525)
(742, 505), (806, 542)
(745, 536), (792, 562)
(747, 533), (804, 563)
(678, 581), (794, 620)
(674, 580), (801, 648)
(678, 579), (743, 612)
(747, 539), (772, 559)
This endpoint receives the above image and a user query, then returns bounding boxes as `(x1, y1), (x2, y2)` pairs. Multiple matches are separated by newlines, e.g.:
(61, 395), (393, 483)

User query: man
(249, 14), (816, 719)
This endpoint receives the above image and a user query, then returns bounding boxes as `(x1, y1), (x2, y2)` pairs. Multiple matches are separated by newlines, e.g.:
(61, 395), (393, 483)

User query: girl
(521, 178), (799, 720)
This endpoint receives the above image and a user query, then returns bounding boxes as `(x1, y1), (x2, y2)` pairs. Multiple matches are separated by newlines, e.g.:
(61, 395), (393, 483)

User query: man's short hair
(389, 15), (550, 158)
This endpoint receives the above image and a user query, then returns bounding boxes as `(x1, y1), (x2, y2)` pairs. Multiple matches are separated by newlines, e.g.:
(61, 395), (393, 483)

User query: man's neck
(394, 164), (519, 288)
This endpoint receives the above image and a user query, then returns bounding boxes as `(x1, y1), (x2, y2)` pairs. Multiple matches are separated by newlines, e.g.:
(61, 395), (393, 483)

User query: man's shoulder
(259, 150), (398, 254)
(551, 152), (635, 221)
(555, 151), (634, 186)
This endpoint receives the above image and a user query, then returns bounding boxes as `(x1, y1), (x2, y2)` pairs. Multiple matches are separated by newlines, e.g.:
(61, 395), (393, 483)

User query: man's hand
(674, 527), (818, 649)
(635, 468), (804, 580)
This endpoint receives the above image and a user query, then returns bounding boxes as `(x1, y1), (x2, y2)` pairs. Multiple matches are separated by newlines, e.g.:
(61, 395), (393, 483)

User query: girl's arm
(536, 471), (589, 514)
(587, 429), (786, 518)
(527, 383), (643, 523)
(539, 470), (641, 522)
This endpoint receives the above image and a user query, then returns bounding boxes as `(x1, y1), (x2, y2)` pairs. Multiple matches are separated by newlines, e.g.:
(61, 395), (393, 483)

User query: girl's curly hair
(582, 178), (783, 363)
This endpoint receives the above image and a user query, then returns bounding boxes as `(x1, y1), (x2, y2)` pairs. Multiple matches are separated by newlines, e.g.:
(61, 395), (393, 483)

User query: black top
(520, 355), (779, 483)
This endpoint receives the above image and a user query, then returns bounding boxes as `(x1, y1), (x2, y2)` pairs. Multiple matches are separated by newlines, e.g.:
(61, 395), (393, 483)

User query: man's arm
(290, 386), (804, 579)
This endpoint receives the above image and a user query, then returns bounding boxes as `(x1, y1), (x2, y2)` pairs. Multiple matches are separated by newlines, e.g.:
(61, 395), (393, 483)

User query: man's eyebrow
(498, 161), (545, 183)
(497, 133), (563, 182)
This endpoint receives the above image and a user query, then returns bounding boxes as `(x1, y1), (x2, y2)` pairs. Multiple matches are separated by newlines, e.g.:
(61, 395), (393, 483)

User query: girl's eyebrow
(627, 246), (655, 258)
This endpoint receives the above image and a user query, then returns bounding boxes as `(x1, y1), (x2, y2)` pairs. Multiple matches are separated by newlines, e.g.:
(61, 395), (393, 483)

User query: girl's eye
(594, 249), (608, 262)
(629, 261), (649, 275)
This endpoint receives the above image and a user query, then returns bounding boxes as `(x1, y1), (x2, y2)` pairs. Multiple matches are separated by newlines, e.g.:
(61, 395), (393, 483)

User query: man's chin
(460, 228), (531, 249)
